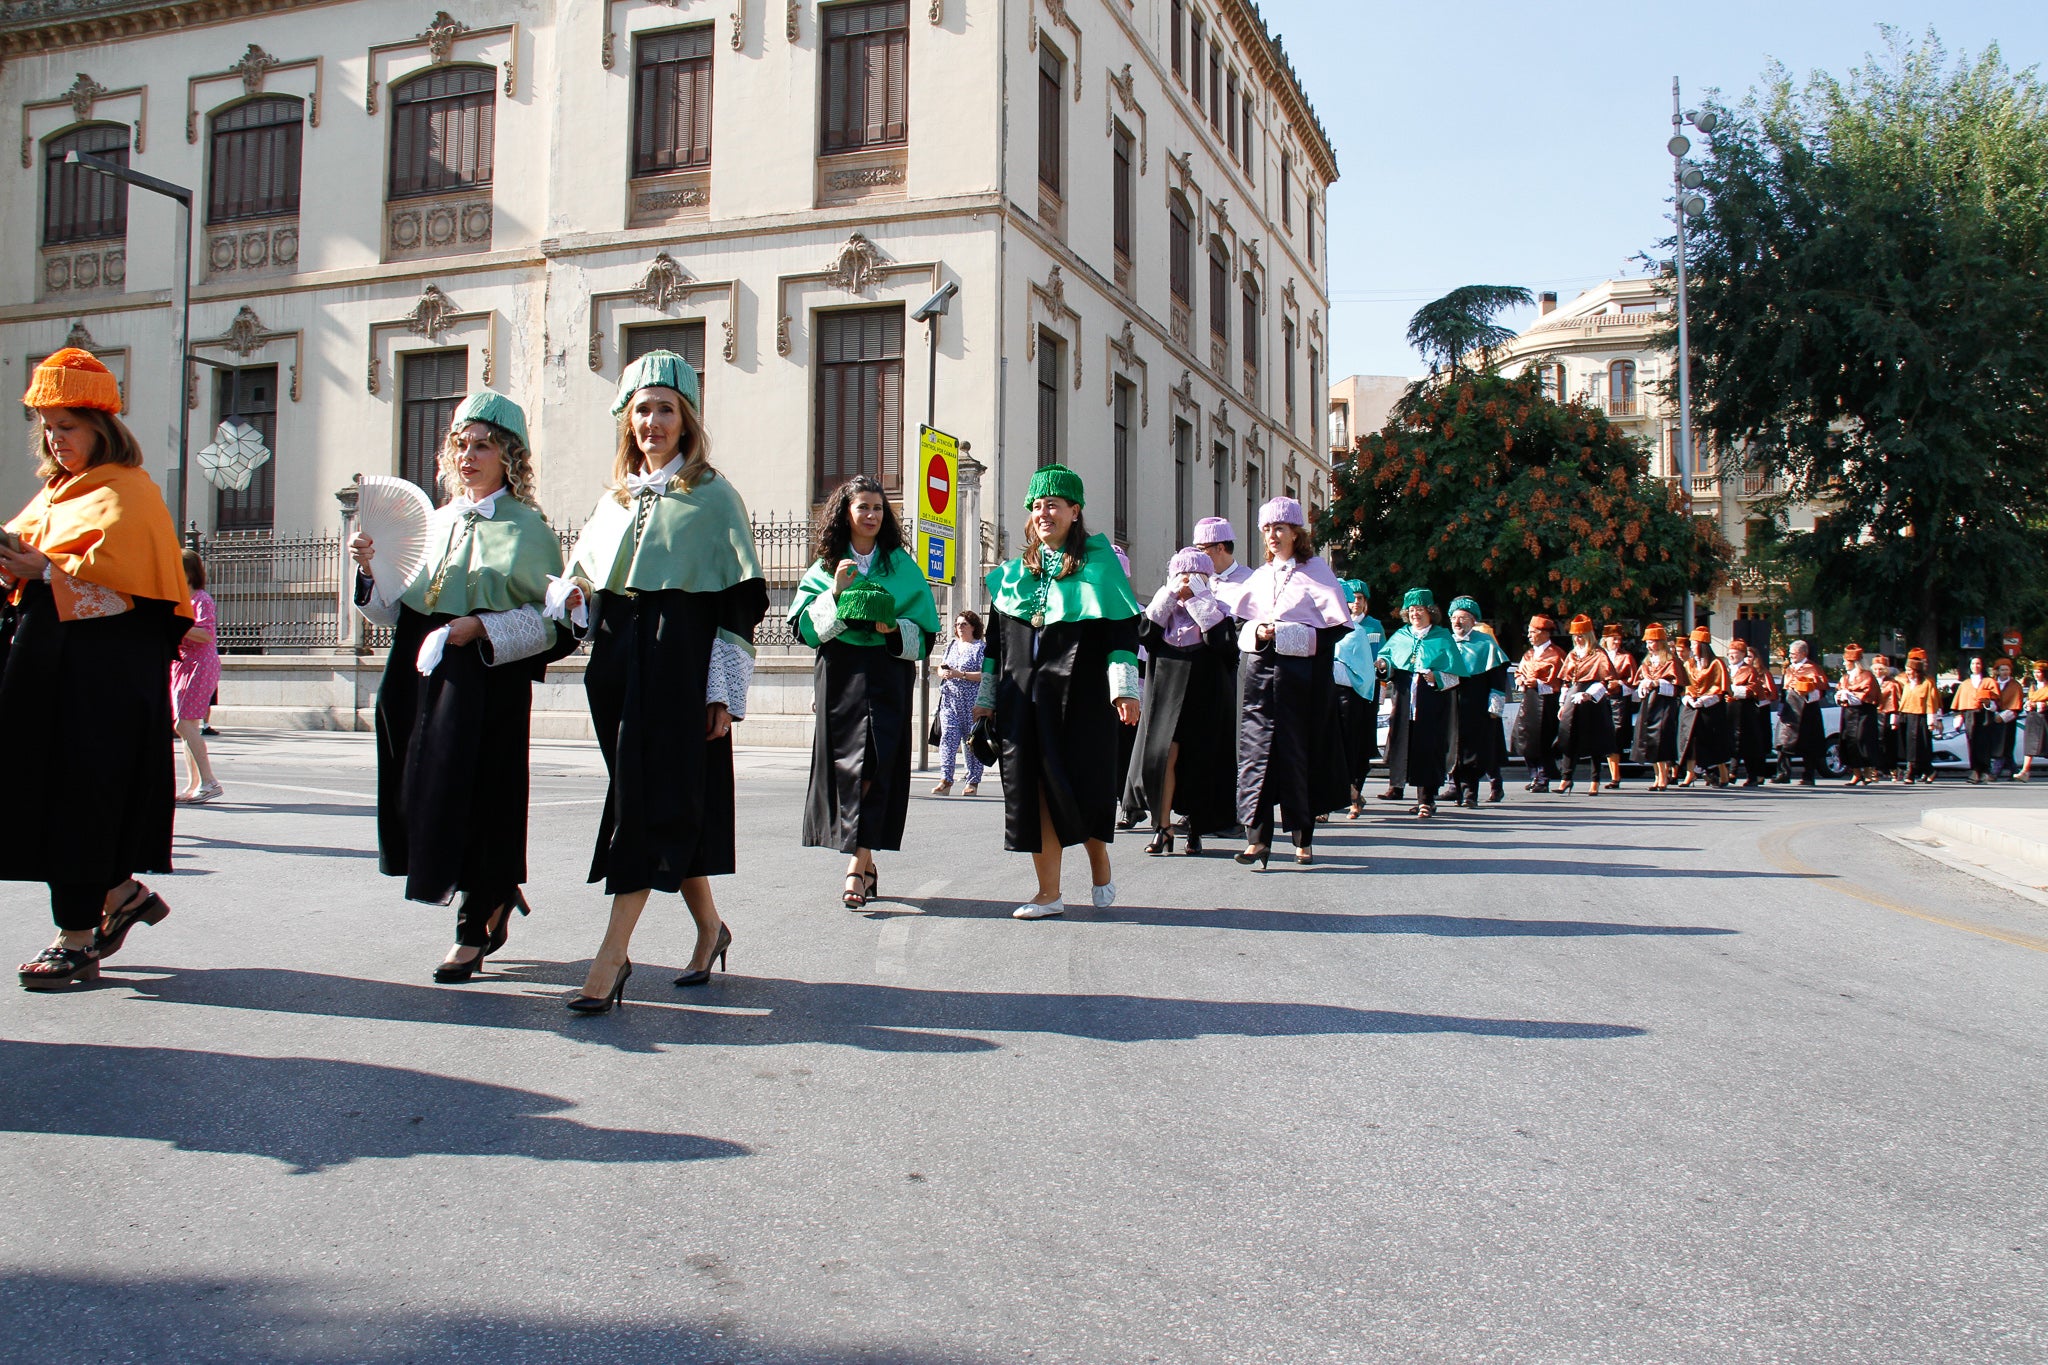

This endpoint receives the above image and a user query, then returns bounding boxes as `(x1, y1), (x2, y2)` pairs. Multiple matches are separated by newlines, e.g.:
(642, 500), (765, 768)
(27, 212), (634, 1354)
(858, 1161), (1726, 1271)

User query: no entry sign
(916, 424), (959, 585)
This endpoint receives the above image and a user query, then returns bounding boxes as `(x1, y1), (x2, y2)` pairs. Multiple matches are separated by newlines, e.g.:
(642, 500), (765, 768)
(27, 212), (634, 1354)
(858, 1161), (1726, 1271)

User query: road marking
(220, 780), (372, 802)
(1760, 821), (2048, 954)
(908, 877), (950, 901)
(875, 918), (913, 982)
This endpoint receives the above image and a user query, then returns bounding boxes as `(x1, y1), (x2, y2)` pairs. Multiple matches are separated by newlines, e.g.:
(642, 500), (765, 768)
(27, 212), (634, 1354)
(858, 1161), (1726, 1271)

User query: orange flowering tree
(1316, 370), (1727, 624)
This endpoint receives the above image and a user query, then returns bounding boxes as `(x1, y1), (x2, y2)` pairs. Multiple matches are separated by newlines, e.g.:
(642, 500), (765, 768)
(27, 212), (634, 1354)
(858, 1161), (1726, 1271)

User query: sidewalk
(1878, 806), (2048, 908)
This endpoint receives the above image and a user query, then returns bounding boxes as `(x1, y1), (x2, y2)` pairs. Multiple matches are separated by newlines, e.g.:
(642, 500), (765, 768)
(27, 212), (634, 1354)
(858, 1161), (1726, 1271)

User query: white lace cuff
(1436, 671), (1462, 689)
(1272, 621), (1316, 658)
(356, 570), (401, 628)
(1144, 585), (1180, 627)
(975, 671), (998, 712)
(1107, 660), (1141, 701)
(478, 605), (553, 666)
(1184, 593), (1227, 632)
(896, 619), (924, 660)
(707, 635), (754, 719)
(806, 590), (848, 645)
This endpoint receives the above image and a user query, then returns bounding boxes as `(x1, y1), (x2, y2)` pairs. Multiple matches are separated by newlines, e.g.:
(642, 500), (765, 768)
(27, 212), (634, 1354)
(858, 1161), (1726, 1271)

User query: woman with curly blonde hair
(349, 391), (574, 983)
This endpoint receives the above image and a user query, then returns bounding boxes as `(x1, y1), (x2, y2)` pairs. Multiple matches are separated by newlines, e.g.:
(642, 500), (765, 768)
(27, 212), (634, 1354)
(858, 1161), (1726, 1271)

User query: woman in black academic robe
(1127, 557), (1239, 855)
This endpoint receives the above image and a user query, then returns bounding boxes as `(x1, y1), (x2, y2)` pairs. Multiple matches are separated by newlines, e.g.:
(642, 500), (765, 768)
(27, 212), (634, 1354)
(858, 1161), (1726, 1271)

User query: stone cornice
(1, 0), (342, 61)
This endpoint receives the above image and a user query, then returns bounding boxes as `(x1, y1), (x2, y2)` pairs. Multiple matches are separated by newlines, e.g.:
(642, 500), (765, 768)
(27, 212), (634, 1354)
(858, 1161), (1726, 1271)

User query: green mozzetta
(1447, 628), (1509, 674)
(566, 472), (761, 600)
(398, 494), (563, 618)
(984, 532), (1141, 665)
(1382, 622), (1469, 676)
(788, 547), (941, 655)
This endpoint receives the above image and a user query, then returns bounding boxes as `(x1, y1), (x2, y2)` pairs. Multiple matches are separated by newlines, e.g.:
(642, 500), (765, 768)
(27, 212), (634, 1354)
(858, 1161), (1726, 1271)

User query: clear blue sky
(1267, 0), (2048, 380)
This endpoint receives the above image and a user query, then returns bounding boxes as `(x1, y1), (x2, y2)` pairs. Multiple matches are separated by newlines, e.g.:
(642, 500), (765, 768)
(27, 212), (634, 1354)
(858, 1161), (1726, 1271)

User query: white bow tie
(450, 496), (497, 519)
(626, 466), (675, 496)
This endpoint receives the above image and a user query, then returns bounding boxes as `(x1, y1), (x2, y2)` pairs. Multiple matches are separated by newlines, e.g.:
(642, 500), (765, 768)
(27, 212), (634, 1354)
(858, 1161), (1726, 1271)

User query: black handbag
(927, 713), (942, 747)
(968, 715), (1000, 768)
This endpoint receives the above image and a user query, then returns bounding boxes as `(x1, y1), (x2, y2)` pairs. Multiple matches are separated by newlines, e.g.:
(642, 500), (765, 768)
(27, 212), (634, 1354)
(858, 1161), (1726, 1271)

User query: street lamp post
(1666, 81), (1716, 636)
(909, 280), (960, 772)
(64, 150), (195, 536)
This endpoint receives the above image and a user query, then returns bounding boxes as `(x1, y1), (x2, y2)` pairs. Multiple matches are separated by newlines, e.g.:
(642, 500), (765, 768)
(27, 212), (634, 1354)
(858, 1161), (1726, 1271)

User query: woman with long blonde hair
(350, 391), (572, 982)
(546, 352), (768, 1011)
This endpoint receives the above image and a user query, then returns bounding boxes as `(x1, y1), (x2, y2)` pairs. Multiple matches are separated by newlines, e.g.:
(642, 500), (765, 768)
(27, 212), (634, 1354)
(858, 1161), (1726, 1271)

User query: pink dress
(170, 588), (221, 721)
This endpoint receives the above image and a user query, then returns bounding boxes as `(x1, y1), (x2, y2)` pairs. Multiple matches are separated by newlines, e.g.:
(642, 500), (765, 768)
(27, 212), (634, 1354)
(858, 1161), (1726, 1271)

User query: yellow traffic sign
(916, 424), (958, 584)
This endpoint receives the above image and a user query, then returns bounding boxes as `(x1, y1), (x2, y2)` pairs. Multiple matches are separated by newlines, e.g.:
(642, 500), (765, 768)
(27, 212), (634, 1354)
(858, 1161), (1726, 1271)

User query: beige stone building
(1489, 276), (1818, 629)
(2, 0), (1337, 598)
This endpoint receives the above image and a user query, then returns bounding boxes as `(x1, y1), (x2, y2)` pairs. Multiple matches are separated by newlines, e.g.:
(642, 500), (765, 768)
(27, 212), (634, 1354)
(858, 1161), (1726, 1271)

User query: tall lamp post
(910, 279), (960, 772)
(64, 150), (195, 535)
(1667, 81), (1716, 635)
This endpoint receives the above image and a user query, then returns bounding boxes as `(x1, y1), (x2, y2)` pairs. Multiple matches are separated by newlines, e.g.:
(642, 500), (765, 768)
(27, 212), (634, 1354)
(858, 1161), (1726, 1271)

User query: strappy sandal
(19, 944), (100, 990)
(95, 883), (170, 961)
(842, 872), (868, 910)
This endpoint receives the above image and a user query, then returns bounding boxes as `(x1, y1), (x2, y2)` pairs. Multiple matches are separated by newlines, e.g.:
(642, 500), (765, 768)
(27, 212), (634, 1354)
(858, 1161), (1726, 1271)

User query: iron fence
(198, 515), (818, 654)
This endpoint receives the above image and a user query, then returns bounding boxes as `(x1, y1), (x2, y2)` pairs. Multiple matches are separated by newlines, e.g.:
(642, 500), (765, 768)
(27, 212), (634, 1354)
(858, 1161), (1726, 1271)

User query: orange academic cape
(5, 463), (193, 622)
(1637, 651), (1687, 689)
(1684, 655), (1730, 699)
(1782, 660), (1829, 696)
(1517, 641), (1565, 691)
(1729, 655), (1777, 702)
(1560, 646), (1615, 685)
(1836, 668), (1882, 707)
(1952, 676), (2011, 712)
(1603, 647), (1639, 687)
(1877, 677), (1902, 713)
(1897, 677), (1943, 715)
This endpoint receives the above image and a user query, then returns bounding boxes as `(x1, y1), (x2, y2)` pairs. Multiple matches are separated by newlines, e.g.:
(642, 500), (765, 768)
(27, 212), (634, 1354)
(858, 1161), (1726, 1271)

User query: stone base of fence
(213, 651), (819, 748)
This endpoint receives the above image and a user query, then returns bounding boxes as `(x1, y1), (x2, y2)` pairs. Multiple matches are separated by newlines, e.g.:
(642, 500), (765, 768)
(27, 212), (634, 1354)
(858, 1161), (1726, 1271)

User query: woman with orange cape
(1, 350), (193, 990)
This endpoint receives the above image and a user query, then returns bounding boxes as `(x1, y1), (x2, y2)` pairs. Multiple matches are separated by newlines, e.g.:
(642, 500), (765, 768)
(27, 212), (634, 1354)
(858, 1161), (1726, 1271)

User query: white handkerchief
(416, 624), (451, 675)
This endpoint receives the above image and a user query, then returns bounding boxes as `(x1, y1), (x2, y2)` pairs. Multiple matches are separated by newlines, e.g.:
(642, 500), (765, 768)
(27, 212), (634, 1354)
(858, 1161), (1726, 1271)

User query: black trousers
(453, 883), (518, 947)
(50, 875), (123, 933)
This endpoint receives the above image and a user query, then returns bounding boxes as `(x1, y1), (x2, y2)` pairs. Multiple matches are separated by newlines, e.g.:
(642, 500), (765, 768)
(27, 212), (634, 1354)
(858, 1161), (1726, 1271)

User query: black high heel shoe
(566, 959), (631, 1014)
(485, 889), (531, 957)
(433, 945), (490, 984)
(94, 882), (170, 962)
(1294, 846), (1314, 866)
(1184, 832), (1203, 856)
(1233, 846), (1271, 869)
(674, 923), (732, 988)
(19, 944), (100, 991)
(1145, 829), (1174, 856)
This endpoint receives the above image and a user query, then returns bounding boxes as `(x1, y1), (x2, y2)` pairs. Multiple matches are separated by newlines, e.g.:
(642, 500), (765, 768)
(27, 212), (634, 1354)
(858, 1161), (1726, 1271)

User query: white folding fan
(355, 475), (435, 599)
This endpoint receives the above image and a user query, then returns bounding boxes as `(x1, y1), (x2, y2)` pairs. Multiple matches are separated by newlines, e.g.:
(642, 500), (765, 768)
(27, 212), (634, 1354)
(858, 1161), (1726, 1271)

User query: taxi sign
(916, 424), (959, 585)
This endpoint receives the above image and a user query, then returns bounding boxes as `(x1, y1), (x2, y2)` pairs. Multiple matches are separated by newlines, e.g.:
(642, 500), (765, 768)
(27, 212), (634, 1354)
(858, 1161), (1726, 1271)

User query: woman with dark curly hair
(350, 391), (575, 982)
(788, 474), (940, 908)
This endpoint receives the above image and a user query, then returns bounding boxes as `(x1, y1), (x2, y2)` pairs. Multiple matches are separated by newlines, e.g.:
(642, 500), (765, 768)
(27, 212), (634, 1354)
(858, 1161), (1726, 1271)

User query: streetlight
(63, 150), (195, 536)
(909, 279), (959, 771)
(1667, 80), (1716, 635)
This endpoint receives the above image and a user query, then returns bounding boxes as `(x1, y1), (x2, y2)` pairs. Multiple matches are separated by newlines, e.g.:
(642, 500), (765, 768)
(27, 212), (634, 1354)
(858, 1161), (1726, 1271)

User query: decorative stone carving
(722, 318), (738, 364)
(65, 320), (98, 350)
(1026, 266), (1082, 390)
(420, 10), (469, 62)
(731, 0), (745, 50)
(634, 253), (692, 309)
(1027, 0), (1082, 100)
(404, 285), (459, 339)
(368, 285), (496, 393)
(38, 245), (123, 300)
(1105, 318), (1149, 427)
(220, 305), (271, 356)
(929, 0), (942, 21)
(1282, 277), (1297, 313)
(367, 13), (517, 112)
(823, 233), (888, 294)
(386, 193), (492, 262)
(1105, 62), (1147, 174)
(231, 44), (280, 94)
(823, 164), (906, 193)
(64, 72), (109, 119)
(788, 0), (800, 41)
(775, 313), (792, 357)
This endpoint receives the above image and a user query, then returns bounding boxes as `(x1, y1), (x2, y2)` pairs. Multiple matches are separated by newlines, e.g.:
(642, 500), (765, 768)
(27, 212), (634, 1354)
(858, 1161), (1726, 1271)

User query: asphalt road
(2, 732), (2044, 1364)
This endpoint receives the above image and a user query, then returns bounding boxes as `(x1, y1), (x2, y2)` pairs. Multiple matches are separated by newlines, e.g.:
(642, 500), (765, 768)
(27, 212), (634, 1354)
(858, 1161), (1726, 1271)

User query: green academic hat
(1448, 595), (1481, 618)
(1026, 463), (1087, 509)
(612, 349), (701, 415)
(1340, 578), (1369, 604)
(835, 580), (898, 628)
(1401, 588), (1435, 611)
(449, 390), (529, 450)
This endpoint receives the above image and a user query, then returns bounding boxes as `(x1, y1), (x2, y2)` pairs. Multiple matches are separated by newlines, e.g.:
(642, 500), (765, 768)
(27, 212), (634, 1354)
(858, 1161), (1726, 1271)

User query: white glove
(1658, 680), (1675, 697)
(1488, 691), (1505, 717)
(1733, 685), (1748, 699)
(1698, 692), (1721, 708)
(1436, 671), (1461, 689)
(542, 574), (589, 629)
(1681, 694), (1697, 709)
(416, 624), (451, 676)
(1637, 682), (1653, 699)
(2000, 710), (2017, 723)
(1586, 682), (1608, 702)
(1535, 682), (1554, 696)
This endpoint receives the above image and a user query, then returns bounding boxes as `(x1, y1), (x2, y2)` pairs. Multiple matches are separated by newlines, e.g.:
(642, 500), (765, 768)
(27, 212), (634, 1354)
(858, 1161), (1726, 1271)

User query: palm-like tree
(1406, 284), (1535, 376)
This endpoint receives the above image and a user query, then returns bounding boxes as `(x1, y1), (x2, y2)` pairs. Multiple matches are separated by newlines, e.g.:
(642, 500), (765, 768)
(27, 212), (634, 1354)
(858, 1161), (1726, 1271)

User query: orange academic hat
(1728, 637), (1749, 652)
(1907, 647), (1928, 662)
(1689, 626), (1713, 643)
(1643, 623), (1668, 642)
(1567, 614), (1594, 635)
(1842, 642), (1864, 659)
(22, 347), (121, 412)
(1601, 621), (1625, 638)
(1528, 614), (1555, 633)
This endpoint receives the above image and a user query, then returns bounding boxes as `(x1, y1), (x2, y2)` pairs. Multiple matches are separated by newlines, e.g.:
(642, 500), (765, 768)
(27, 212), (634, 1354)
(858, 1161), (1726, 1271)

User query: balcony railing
(1602, 393), (1641, 418)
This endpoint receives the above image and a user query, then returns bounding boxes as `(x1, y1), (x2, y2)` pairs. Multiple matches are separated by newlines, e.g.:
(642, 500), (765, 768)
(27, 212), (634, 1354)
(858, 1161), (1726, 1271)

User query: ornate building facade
(1, 0), (1338, 594)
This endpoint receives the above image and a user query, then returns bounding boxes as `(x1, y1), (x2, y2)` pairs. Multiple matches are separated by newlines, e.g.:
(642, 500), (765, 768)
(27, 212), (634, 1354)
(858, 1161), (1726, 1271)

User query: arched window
(1542, 363), (1567, 404)
(44, 124), (129, 247)
(389, 66), (495, 199)
(208, 96), (304, 224)
(1168, 193), (1193, 306)
(1609, 359), (1637, 404)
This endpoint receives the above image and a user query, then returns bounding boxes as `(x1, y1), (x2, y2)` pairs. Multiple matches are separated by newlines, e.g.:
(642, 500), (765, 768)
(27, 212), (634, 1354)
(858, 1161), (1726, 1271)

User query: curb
(1921, 808), (2048, 871)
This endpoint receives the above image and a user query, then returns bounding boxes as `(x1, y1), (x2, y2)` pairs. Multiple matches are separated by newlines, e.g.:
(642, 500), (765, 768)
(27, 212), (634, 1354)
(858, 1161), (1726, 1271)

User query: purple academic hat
(1112, 544), (1131, 576)
(1194, 516), (1236, 545)
(1258, 496), (1307, 528)
(1168, 547), (1213, 578)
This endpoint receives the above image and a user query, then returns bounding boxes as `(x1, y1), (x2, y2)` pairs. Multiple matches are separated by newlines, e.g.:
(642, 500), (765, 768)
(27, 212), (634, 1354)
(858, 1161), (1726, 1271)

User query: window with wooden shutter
(625, 320), (707, 411)
(1112, 125), (1134, 264)
(1209, 239), (1229, 345)
(208, 97), (304, 225)
(1280, 150), (1292, 230)
(1038, 46), (1063, 195)
(814, 307), (906, 494)
(389, 67), (495, 199)
(1226, 70), (1238, 160)
(1242, 282), (1259, 385)
(43, 124), (129, 246)
(399, 348), (469, 499)
(634, 26), (715, 175)
(1244, 460), (1260, 542)
(1282, 318), (1296, 431)
(821, 1), (910, 154)
(1241, 92), (1256, 182)
(1170, 0), (1184, 81)
(1188, 13), (1205, 104)
(1113, 379), (1133, 544)
(1173, 419), (1192, 540)
(1212, 442), (1227, 518)
(1169, 194), (1192, 305)
(213, 364), (279, 531)
(1209, 45), (1222, 127)
(1036, 331), (1062, 469)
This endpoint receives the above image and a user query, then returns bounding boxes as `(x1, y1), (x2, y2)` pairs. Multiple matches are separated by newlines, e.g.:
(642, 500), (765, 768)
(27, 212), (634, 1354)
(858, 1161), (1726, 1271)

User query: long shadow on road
(0, 1039), (749, 1174)
(884, 899), (1738, 937)
(103, 967), (1649, 1055)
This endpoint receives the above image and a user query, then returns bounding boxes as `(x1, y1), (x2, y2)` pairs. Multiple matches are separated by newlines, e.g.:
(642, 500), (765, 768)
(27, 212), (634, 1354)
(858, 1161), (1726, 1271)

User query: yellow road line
(1760, 821), (2048, 954)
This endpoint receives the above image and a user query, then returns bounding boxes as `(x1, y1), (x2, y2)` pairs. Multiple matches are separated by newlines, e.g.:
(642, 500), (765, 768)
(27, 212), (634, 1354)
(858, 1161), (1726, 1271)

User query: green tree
(1316, 370), (1726, 625)
(1405, 284), (1535, 377)
(1680, 31), (2048, 654)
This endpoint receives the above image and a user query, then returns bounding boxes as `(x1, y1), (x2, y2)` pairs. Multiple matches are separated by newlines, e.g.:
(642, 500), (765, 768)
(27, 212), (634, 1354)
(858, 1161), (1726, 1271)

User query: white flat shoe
(1091, 881), (1116, 909)
(1013, 898), (1065, 920)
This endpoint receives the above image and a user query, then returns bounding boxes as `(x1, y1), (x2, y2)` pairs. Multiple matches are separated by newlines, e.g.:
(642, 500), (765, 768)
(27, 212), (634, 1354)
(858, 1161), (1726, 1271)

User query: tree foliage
(1680, 31), (2048, 652)
(1315, 371), (1727, 625)
(1405, 284), (1535, 377)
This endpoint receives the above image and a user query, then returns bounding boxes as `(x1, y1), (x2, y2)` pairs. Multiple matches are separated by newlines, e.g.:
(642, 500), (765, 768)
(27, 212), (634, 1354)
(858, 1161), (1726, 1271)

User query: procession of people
(6, 346), (2040, 1001)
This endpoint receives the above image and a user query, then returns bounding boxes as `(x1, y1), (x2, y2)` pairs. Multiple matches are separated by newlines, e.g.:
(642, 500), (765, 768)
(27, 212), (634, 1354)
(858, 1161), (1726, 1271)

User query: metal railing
(198, 515), (817, 654)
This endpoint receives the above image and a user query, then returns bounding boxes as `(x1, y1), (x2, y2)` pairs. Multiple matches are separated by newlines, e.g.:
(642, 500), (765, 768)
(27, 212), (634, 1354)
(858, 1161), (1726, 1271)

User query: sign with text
(1960, 617), (1986, 650)
(915, 424), (959, 585)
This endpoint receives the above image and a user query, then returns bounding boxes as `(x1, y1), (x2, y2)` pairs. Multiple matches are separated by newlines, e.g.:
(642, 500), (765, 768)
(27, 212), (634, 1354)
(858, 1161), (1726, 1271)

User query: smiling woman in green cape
(1443, 597), (1510, 809)
(973, 466), (1142, 919)
(542, 351), (769, 1013)
(788, 475), (940, 908)
(350, 391), (575, 984)
(1379, 589), (1470, 819)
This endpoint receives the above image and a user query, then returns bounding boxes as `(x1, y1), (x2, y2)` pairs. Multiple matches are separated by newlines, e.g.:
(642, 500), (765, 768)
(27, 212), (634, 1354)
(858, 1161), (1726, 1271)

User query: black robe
(1778, 689), (1829, 776)
(1898, 712), (1936, 777)
(1513, 690), (1560, 779)
(586, 583), (769, 893)
(803, 637), (916, 854)
(1557, 683), (1616, 763)
(1732, 696), (1776, 777)
(2026, 709), (2048, 759)
(1126, 614), (1238, 835)
(1633, 688), (1681, 764)
(374, 600), (574, 904)
(1960, 707), (2003, 774)
(1384, 663), (1458, 795)
(1334, 689), (1379, 788)
(1450, 663), (1507, 785)
(1237, 626), (1351, 838)
(0, 581), (184, 890)
(1837, 701), (1884, 770)
(987, 609), (1140, 852)
(1677, 697), (1734, 768)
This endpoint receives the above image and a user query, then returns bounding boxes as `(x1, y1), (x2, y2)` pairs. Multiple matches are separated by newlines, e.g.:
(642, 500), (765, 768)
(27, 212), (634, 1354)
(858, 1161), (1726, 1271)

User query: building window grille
(821, 0), (910, 154)
(389, 67), (495, 200)
(634, 25), (714, 175)
(815, 306), (906, 493)
(208, 97), (303, 225)
(43, 124), (129, 246)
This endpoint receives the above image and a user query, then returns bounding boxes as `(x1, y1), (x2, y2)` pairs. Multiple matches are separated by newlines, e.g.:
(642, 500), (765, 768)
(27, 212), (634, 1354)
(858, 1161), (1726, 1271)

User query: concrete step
(1920, 808), (2048, 871)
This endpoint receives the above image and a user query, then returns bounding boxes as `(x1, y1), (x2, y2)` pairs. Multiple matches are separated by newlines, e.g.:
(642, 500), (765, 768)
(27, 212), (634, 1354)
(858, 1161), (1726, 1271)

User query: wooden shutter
(1209, 242), (1229, 341)
(1188, 14), (1204, 103)
(1113, 380), (1132, 543)
(43, 124), (129, 246)
(399, 349), (469, 498)
(1038, 47), (1062, 193)
(1036, 334), (1060, 469)
(634, 26), (715, 175)
(389, 67), (495, 199)
(815, 308), (905, 493)
(1242, 285), (1258, 375)
(1169, 196), (1191, 303)
(208, 97), (304, 225)
(213, 365), (280, 531)
(1170, 0), (1184, 78)
(1113, 127), (1133, 259)
(822, 1), (909, 153)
